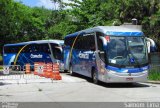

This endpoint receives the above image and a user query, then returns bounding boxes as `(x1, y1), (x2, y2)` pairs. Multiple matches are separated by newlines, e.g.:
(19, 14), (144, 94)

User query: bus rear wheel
(92, 69), (99, 84)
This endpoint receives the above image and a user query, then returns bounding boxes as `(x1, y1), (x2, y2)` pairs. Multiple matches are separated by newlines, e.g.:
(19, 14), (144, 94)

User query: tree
(51, 0), (63, 10)
(0, 0), (160, 53)
(0, 0), (22, 53)
(0, 0), (53, 54)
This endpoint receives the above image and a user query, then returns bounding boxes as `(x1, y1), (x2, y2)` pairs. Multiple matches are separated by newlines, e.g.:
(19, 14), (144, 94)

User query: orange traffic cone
(44, 62), (53, 78)
(51, 63), (62, 80)
(34, 62), (39, 75)
(25, 63), (31, 74)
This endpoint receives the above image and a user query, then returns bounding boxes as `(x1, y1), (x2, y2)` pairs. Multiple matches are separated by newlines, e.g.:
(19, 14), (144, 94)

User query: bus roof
(4, 40), (64, 47)
(65, 26), (144, 38)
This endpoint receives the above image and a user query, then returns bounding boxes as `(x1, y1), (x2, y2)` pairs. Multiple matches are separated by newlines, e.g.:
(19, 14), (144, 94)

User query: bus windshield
(107, 36), (148, 67)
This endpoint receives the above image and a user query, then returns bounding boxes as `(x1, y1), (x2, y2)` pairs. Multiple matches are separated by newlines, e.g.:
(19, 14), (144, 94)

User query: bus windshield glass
(106, 36), (148, 67)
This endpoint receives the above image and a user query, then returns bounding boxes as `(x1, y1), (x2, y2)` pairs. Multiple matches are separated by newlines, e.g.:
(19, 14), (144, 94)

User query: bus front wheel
(92, 69), (99, 84)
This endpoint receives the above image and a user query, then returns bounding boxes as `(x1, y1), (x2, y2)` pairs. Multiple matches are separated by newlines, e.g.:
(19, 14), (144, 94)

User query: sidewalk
(147, 80), (160, 84)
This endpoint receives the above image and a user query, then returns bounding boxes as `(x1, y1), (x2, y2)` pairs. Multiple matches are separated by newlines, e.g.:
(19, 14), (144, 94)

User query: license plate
(126, 78), (133, 81)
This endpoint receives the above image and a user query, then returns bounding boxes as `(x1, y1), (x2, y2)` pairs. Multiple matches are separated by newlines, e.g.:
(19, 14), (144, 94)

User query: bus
(64, 26), (149, 83)
(3, 40), (64, 71)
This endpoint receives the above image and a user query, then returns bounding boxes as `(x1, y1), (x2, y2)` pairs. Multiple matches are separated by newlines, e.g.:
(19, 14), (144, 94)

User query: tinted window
(65, 37), (76, 47)
(96, 32), (106, 62)
(74, 33), (95, 50)
(5, 44), (51, 54)
(97, 32), (105, 51)
(38, 44), (51, 54)
(4, 45), (24, 53)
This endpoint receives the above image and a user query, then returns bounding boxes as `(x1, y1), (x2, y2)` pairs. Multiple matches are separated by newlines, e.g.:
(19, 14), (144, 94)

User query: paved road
(0, 73), (160, 102)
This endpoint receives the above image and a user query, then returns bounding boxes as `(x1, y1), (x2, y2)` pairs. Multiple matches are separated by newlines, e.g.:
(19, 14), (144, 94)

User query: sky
(16, 0), (71, 9)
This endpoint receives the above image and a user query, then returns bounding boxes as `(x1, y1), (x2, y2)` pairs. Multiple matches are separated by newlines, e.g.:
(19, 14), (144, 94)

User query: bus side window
(4, 46), (12, 53)
(96, 32), (105, 62)
(90, 42), (95, 51)
(96, 32), (104, 51)
(33, 44), (38, 52)
(65, 37), (75, 48)
(74, 33), (95, 51)
(29, 45), (33, 53)
(74, 34), (83, 50)
(87, 34), (95, 51)
(41, 44), (51, 54)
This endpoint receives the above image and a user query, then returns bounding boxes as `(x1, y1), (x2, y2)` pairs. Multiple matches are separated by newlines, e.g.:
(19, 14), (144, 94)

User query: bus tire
(69, 64), (74, 76)
(64, 70), (68, 73)
(92, 69), (99, 84)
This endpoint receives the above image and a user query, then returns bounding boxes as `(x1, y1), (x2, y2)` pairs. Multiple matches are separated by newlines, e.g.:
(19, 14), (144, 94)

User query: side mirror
(146, 37), (158, 53)
(145, 38), (150, 53)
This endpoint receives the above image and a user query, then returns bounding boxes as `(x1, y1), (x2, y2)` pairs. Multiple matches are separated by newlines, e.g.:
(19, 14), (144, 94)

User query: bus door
(63, 45), (71, 71)
(74, 33), (96, 76)
(64, 37), (75, 71)
(95, 32), (107, 81)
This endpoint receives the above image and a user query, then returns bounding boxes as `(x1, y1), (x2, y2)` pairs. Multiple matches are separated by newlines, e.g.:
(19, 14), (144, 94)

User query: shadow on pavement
(0, 82), (6, 86)
(66, 73), (150, 88)
(0, 82), (12, 86)
(0, 94), (12, 97)
(99, 82), (150, 88)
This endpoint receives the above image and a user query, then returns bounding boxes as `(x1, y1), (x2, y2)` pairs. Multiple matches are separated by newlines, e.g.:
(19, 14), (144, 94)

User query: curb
(147, 80), (160, 84)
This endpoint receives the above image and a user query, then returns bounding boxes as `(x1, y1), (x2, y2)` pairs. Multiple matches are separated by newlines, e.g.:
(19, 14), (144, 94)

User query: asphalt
(0, 70), (159, 84)
(1, 73), (160, 102)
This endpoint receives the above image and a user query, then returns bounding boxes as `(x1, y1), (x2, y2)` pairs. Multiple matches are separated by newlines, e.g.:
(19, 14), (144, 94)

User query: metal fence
(0, 64), (61, 84)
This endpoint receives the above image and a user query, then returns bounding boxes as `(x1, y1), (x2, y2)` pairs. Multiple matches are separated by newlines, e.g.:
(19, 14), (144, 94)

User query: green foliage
(48, 21), (77, 38)
(64, 0), (160, 50)
(0, 0), (53, 53)
(0, 0), (160, 53)
(149, 66), (160, 81)
(0, 66), (3, 70)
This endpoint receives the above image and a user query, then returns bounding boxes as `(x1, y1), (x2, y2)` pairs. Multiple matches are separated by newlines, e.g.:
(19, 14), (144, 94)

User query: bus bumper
(104, 70), (148, 83)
